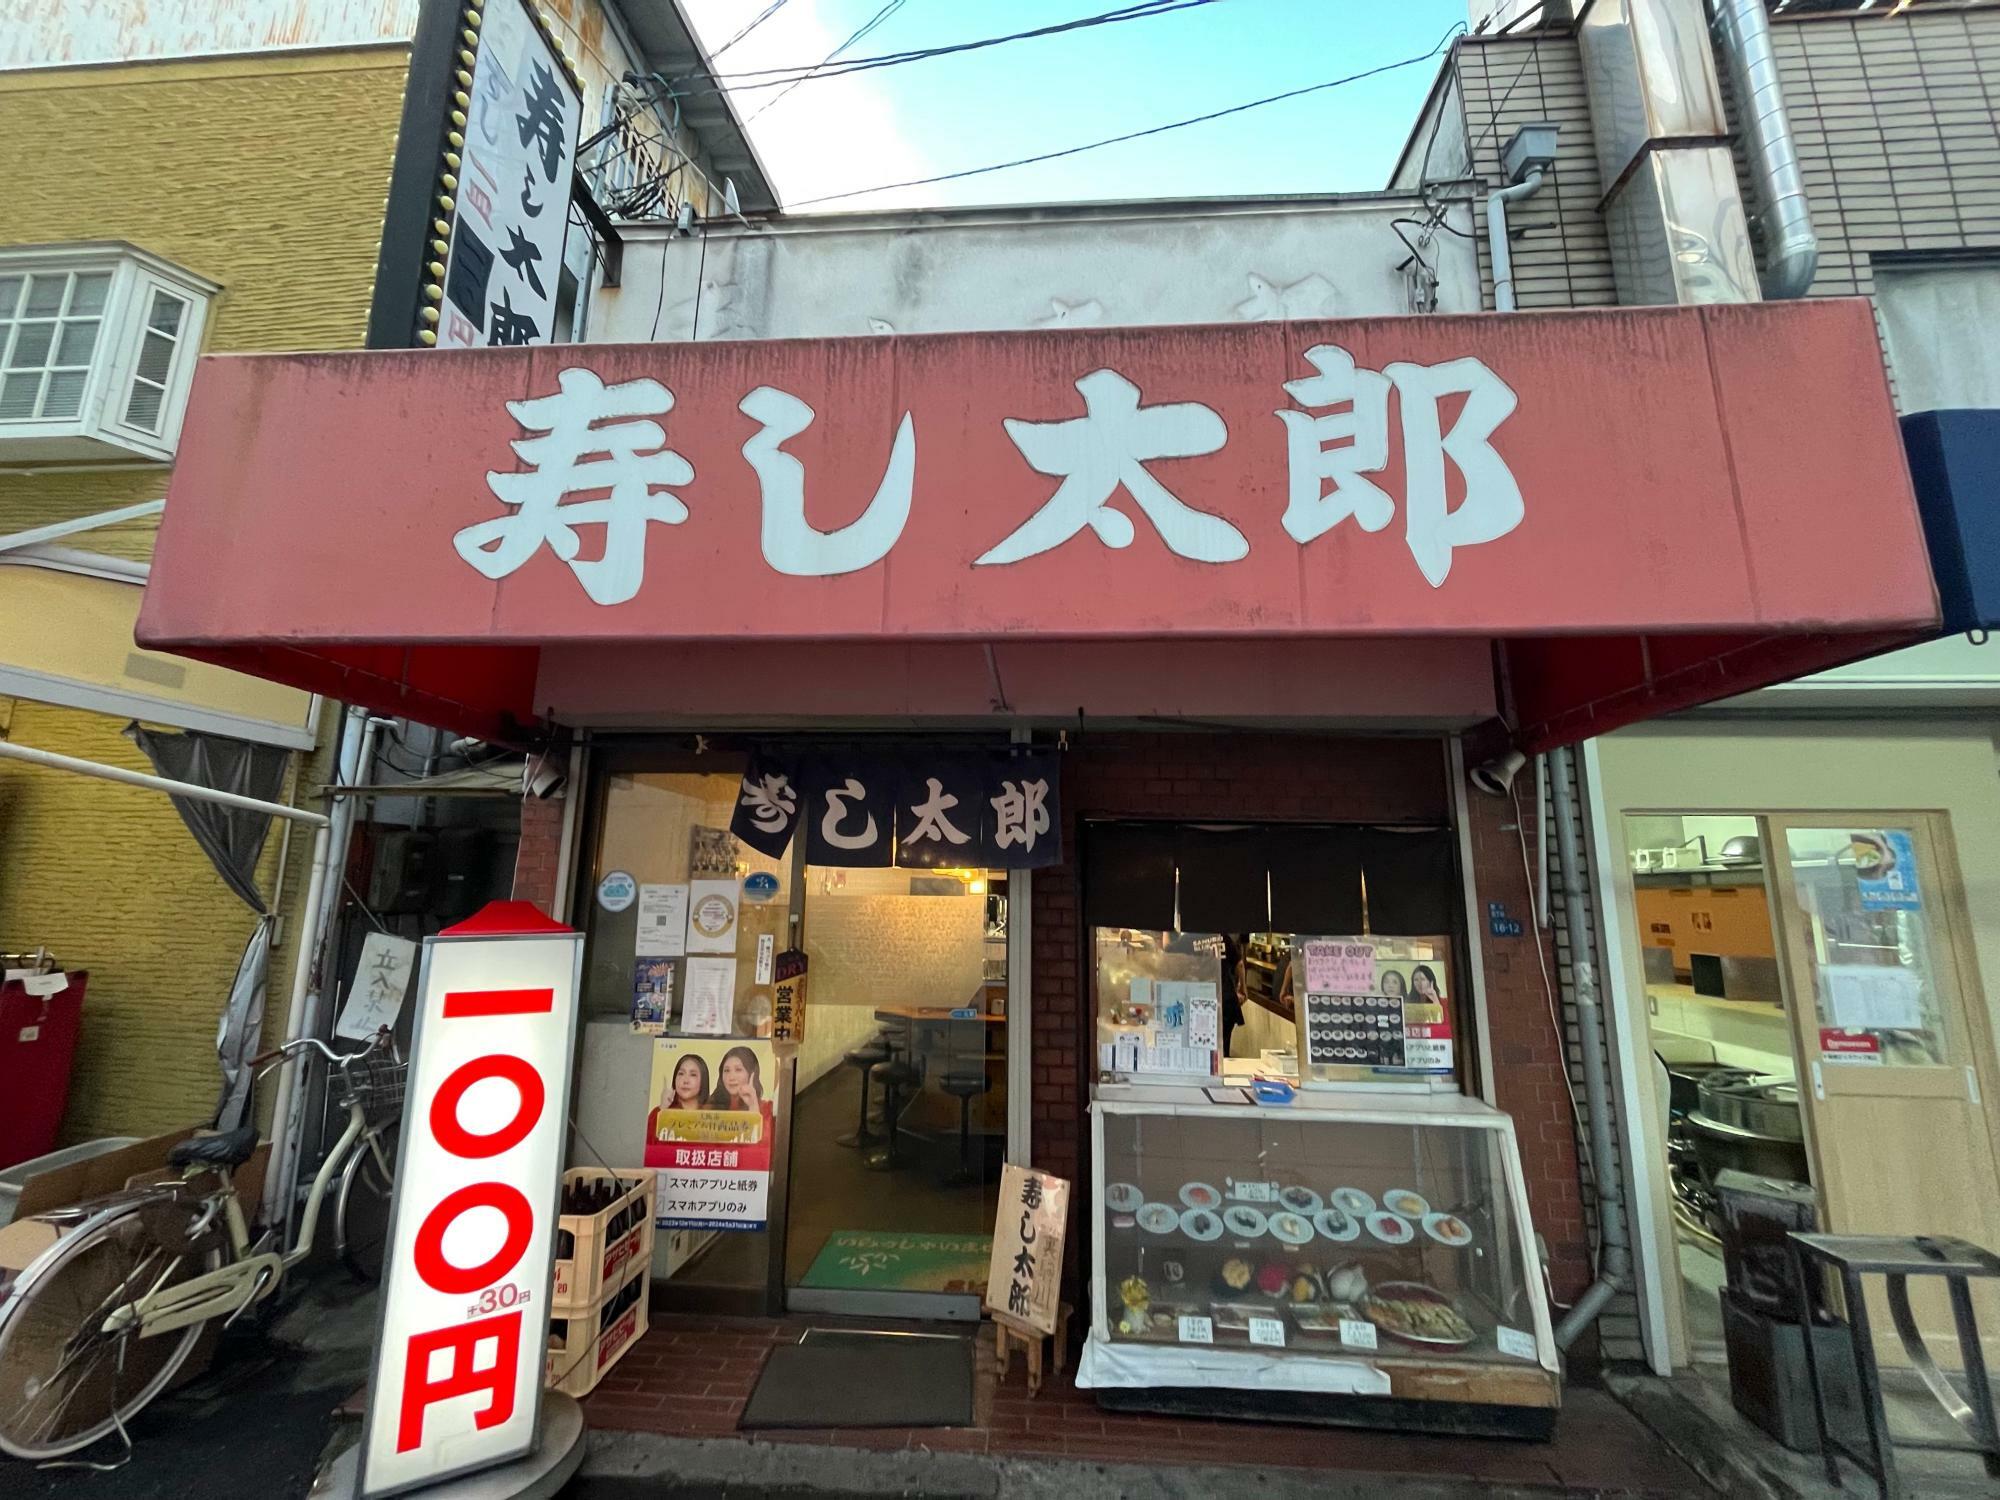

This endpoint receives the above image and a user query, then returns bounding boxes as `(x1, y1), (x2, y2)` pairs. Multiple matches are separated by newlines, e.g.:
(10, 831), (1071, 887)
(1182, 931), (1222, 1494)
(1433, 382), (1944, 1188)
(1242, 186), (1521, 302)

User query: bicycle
(0, 1030), (403, 1461)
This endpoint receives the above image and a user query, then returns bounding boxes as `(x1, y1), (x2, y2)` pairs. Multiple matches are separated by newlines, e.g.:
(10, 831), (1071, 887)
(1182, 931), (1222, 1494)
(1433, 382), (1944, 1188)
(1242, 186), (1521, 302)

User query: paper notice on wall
(685, 878), (739, 954)
(1113, 1032), (1143, 1073)
(1140, 1046), (1212, 1074)
(1129, 976), (1152, 1009)
(335, 932), (415, 1040)
(631, 957), (674, 1035)
(1824, 964), (1926, 1032)
(754, 933), (775, 985)
(1819, 1028), (1884, 1064)
(682, 957), (738, 1035)
(21, 972), (70, 998)
(1186, 987), (1219, 1050)
(1304, 940), (1376, 995)
(635, 883), (689, 957)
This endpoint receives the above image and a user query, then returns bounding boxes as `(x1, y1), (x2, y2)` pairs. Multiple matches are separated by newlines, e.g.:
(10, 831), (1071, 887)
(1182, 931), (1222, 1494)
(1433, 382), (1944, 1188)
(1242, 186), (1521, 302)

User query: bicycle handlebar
(249, 1028), (396, 1079)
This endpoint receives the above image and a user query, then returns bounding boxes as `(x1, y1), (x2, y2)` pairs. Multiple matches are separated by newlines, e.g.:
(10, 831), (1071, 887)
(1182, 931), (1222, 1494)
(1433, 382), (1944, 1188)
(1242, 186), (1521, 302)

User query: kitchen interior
(1627, 814), (1812, 1358)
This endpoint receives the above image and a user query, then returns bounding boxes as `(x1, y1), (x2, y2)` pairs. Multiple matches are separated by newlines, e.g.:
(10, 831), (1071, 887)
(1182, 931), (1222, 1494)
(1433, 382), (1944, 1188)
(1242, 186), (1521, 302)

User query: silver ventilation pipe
(1712, 0), (1818, 298)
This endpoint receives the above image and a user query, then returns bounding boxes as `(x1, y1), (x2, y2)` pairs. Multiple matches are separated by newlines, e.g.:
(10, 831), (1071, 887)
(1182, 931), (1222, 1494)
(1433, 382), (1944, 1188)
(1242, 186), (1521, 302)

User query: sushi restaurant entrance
(572, 739), (1036, 1322)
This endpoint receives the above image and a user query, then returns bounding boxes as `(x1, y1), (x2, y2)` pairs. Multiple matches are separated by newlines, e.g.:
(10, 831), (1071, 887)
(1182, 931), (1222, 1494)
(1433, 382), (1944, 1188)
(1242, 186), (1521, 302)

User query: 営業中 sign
(358, 904), (582, 1497)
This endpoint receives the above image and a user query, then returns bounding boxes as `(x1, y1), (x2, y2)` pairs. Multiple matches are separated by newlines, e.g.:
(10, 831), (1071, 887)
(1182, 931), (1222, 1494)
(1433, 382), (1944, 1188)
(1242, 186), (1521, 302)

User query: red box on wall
(0, 970), (86, 1170)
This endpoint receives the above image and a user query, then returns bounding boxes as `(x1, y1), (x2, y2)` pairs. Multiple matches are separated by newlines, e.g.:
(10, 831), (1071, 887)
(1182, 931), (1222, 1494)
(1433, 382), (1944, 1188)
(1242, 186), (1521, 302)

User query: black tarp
(126, 723), (287, 911)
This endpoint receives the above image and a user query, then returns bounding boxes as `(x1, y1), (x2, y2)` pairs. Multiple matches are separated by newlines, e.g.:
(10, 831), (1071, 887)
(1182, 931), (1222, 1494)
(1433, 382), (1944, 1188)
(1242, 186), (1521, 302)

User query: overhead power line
(709, 0), (793, 62)
(689, 0), (1221, 93)
(787, 22), (1467, 210)
(748, 0), (909, 123)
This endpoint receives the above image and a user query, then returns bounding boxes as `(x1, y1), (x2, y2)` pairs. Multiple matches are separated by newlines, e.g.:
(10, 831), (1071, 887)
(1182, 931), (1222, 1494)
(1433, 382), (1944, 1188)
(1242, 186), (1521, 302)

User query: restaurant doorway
(1625, 812), (1802, 1364)
(1625, 807), (2000, 1366)
(784, 863), (1010, 1319)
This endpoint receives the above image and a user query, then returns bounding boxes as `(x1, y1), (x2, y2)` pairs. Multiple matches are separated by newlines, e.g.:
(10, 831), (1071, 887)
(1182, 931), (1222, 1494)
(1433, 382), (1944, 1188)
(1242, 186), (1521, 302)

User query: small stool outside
(993, 1301), (1074, 1396)
(1789, 1232), (2000, 1499)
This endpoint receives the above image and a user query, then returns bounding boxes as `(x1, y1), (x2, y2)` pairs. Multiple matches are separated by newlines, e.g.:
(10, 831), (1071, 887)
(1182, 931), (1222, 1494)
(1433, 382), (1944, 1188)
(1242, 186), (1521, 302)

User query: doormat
(796, 1230), (992, 1293)
(740, 1331), (975, 1429)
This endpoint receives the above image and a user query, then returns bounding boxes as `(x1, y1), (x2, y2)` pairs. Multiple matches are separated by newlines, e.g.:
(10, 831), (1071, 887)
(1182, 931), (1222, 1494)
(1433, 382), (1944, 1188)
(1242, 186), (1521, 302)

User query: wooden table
(873, 1006), (1005, 1025)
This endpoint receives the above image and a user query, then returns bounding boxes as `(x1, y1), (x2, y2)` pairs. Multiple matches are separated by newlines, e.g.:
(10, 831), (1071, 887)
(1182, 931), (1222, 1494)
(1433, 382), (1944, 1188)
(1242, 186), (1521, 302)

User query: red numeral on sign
(396, 1310), (523, 1452)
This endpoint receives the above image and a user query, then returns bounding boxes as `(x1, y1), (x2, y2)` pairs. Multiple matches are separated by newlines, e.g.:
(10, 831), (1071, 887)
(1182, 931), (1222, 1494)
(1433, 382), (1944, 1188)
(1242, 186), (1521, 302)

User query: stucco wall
(595, 197), (1485, 344)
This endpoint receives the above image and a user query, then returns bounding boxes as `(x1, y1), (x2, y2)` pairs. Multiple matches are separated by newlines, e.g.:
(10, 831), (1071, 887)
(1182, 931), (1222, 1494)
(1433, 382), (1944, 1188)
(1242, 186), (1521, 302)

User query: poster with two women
(643, 1038), (776, 1230)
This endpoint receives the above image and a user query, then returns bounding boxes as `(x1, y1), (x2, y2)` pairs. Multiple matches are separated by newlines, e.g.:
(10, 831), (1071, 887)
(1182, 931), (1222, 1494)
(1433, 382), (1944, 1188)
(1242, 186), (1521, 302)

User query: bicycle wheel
(0, 1202), (220, 1460)
(337, 1121), (398, 1284)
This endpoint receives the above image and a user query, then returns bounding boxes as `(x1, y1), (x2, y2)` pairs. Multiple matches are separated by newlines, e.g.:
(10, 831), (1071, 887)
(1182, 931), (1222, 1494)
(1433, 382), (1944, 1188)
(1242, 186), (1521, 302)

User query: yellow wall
(1591, 720), (2000, 1367)
(0, 47), (408, 554)
(0, 47), (405, 1143)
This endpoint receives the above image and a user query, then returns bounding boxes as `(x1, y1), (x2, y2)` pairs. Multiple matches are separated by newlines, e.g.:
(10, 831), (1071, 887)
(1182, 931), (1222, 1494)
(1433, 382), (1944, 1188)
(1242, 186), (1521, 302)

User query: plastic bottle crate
(544, 1251), (648, 1397)
(551, 1167), (654, 1312)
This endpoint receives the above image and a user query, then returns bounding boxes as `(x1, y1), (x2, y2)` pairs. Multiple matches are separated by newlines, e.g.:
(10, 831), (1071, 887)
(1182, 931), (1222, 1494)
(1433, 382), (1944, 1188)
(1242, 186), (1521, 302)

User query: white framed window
(0, 244), (217, 465)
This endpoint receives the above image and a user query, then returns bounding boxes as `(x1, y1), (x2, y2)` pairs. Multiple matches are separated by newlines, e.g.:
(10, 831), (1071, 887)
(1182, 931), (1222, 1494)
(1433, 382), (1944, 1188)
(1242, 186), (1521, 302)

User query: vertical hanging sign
(358, 903), (583, 1497)
(430, 0), (582, 348)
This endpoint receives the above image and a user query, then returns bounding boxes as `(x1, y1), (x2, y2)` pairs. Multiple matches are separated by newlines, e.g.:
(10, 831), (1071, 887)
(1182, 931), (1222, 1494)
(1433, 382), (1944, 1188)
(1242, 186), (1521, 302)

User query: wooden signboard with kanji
(984, 1163), (1070, 1337)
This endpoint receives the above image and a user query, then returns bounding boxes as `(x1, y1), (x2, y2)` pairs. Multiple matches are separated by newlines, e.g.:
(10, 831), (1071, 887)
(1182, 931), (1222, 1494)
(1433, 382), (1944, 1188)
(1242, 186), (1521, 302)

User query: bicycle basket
(340, 1055), (410, 1113)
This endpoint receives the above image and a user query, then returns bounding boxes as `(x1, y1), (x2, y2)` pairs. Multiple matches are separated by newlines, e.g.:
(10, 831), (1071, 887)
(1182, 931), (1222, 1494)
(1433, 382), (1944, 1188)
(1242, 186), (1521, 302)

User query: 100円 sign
(358, 907), (583, 1497)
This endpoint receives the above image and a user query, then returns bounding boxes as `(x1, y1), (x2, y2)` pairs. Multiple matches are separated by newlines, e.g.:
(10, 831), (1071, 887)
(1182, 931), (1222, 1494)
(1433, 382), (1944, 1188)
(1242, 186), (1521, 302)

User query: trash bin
(0, 970), (86, 1171)
(1714, 1167), (1818, 1320)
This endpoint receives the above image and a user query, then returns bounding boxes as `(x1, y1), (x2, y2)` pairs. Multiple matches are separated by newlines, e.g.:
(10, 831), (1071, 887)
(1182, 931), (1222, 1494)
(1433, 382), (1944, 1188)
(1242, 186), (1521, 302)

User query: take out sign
(145, 300), (1932, 646)
(359, 908), (582, 1497)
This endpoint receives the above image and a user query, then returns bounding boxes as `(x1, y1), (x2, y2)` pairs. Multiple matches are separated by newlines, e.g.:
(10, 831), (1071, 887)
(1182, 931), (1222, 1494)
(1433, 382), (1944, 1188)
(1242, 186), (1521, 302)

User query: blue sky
(680, 1), (1469, 212)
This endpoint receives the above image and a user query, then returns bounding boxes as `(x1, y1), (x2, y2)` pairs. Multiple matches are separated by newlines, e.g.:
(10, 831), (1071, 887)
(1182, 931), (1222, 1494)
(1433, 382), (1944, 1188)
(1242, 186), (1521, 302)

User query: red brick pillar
(1461, 785), (1592, 1304)
(511, 794), (567, 917)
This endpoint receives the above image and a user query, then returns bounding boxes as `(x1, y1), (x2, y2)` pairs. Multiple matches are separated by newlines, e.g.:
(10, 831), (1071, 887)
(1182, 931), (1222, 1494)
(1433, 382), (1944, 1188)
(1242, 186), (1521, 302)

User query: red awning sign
(138, 300), (1938, 744)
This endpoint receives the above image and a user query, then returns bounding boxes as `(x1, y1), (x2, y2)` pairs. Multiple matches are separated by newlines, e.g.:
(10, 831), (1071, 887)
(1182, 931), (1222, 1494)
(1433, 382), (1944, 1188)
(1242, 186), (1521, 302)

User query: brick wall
(1462, 774), (1593, 1308)
(513, 792), (567, 916)
(1027, 732), (1594, 1307)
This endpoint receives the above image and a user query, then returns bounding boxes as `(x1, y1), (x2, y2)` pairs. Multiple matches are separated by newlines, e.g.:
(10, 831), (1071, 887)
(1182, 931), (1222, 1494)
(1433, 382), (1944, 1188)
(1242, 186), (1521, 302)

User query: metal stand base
(313, 1394), (586, 1500)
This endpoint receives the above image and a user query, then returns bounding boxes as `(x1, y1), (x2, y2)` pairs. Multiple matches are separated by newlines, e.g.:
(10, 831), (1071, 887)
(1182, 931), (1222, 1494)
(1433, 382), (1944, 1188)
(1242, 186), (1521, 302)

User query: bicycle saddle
(167, 1124), (261, 1170)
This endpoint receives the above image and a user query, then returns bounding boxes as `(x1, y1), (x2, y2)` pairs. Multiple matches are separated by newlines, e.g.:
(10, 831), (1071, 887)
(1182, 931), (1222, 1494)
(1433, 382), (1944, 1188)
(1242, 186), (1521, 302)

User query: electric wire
(709, 0), (793, 61)
(787, 22), (1465, 210)
(686, 0), (1220, 93)
(748, 0), (909, 123)
(581, 0), (1226, 220)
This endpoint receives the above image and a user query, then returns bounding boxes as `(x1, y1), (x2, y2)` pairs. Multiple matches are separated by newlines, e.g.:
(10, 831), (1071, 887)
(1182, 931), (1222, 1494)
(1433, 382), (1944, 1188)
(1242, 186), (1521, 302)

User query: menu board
(1296, 941), (1455, 1077)
(1302, 992), (1407, 1068)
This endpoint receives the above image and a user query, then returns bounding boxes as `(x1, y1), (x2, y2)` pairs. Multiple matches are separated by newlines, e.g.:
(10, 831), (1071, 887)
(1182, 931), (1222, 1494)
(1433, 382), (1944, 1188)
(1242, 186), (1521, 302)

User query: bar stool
(864, 1057), (922, 1172)
(937, 1069), (990, 1186)
(835, 1035), (893, 1148)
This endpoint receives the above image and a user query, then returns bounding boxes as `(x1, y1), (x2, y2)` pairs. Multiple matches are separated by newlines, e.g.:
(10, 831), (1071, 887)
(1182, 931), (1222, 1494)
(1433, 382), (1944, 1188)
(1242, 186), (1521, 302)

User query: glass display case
(1078, 1088), (1559, 1436)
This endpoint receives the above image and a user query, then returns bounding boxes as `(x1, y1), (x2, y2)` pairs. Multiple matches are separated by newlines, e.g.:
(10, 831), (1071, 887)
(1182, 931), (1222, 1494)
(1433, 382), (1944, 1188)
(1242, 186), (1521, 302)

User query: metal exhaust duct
(1581, 0), (1759, 304)
(1712, 0), (1820, 299)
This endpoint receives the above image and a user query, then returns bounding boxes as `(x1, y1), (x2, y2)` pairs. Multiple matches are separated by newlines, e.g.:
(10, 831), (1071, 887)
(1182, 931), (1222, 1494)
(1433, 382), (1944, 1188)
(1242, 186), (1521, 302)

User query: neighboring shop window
(1085, 821), (1460, 1086)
